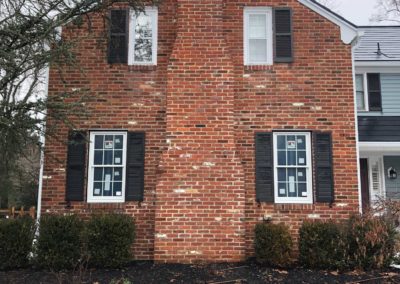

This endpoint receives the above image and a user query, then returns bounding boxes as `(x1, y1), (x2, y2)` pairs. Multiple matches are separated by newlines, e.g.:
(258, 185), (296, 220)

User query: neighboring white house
(354, 26), (400, 211)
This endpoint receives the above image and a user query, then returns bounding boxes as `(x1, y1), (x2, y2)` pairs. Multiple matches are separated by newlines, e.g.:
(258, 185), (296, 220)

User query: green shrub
(0, 217), (35, 270)
(254, 222), (293, 267)
(36, 214), (84, 271)
(299, 221), (348, 270)
(346, 215), (397, 270)
(86, 214), (135, 268)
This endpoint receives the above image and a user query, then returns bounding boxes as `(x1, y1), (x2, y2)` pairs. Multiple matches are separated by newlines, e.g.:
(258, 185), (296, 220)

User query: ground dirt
(0, 260), (399, 284)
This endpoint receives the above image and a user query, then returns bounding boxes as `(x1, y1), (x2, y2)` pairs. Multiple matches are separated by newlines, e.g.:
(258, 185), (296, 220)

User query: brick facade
(42, 0), (359, 263)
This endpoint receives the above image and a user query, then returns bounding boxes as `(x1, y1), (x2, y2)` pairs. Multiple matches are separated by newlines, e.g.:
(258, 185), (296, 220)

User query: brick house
(41, 0), (361, 263)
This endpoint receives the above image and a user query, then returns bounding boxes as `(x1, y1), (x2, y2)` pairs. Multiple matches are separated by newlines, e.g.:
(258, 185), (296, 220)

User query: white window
(273, 132), (313, 204)
(128, 7), (158, 65)
(244, 7), (273, 65)
(87, 132), (127, 203)
(356, 74), (368, 111)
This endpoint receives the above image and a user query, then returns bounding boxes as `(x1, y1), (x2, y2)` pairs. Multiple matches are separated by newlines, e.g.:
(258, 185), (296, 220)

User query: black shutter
(66, 131), (86, 201)
(367, 73), (382, 111)
(108, 9), (129, 64)
(125, 132), (145, 201)
(273, 8), (293, 63)
(314, 132), (334, 203)
(255, 133), (274, 202)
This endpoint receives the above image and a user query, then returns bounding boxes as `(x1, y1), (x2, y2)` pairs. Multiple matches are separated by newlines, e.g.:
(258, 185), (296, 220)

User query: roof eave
(298, 0), (359, 44)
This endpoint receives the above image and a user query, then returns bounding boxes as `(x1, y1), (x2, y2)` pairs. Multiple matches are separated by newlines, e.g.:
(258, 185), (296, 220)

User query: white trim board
(297, 0), (359, 44)
(359, 142), (400, 153)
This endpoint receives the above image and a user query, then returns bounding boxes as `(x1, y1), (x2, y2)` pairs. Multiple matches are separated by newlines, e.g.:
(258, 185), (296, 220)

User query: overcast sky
(331, 0), (394, 26)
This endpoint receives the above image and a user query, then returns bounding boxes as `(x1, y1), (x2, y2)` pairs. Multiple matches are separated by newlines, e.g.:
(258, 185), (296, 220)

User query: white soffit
(297, 0), (359, 44)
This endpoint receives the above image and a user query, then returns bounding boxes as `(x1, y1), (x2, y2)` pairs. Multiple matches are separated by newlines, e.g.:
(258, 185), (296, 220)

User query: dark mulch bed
(0, 260), (399, 284)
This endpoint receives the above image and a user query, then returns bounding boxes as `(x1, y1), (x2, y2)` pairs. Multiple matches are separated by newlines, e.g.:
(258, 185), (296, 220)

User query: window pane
(104, 150), (113, 165)
(94, 135), (104, 149)
(93, 182), (102, 196)
(356, 75), (364, 92)
(114, 168), (123, 181)
(278, 182), (287, 197)
(287, 150), (296, 166)
(114, 150), (123, 165)
(297, 135), (306, 150)
(135, 14), (152, 38)
(298, 183), (307, 198)
(104, 135), (114, 149)
(249, 14), (266, 38)
(357, 91), (365, 110)
(94, 150), (103, 165)
(298, 151), (306, 166)
(134, 13), (153, 63)
(278, 150), (286, 166)
(135, 38), (152, 62)
(114, 182), (122, 197)
(278, 168), (286, 182)
(114, 135), (123, 149)
(277, 135), (286, 150)
(297, 168), (306, 182)
(94, 168), (103, 181)
(249, 39), (267, 62)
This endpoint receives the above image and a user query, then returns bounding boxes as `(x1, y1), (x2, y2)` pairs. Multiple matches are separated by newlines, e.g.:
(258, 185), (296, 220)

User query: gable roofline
(298, 0), (359, 44)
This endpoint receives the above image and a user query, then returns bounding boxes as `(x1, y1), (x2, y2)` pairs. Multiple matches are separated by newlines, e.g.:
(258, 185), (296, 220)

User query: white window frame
(355, 73), (369, 112)
(87, 131), (127, 203)
(243, 7), (273, 66)
(273, 132), (313, 204)
(128, 7), (158, 66)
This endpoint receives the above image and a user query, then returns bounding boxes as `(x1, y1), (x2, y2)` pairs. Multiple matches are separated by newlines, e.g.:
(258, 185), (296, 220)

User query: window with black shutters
(87, 132), (127, 203)
(255, 131), (334, 204)
(243, 7), (293, 65)
(273, 132), (313, 204)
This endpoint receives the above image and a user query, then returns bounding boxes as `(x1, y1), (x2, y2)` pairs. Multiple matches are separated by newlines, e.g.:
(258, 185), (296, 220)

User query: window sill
(274, 203), (314, 211)
(128, 65), (157, 71)
(244, 65), (274, 71)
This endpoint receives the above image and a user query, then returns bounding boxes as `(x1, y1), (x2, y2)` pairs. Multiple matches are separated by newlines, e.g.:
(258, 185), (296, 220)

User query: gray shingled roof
(355, 26), (400, 62)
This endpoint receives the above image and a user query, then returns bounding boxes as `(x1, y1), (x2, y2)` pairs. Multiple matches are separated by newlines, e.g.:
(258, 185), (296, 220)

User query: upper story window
(273, 132), (313, 204)
(244, 7), (273, 65)
(87, 132), (127, 203)
(129, 8), (158, 65)
(243, 7), (293, 65)
(108, 7), (158, 65)
(355, 73), (382, 112)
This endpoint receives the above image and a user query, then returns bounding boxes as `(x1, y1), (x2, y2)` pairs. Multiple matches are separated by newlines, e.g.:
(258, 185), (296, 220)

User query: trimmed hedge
(86, 213), (135, 268)
(254, 222), (293, 267)
(0, 217), (35, 270)
(299, 221), (348, 270)
(36, 214), (84, 271)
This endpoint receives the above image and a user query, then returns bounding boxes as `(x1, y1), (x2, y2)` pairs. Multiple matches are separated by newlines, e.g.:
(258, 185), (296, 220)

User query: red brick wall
(42, 0), (359, 263)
